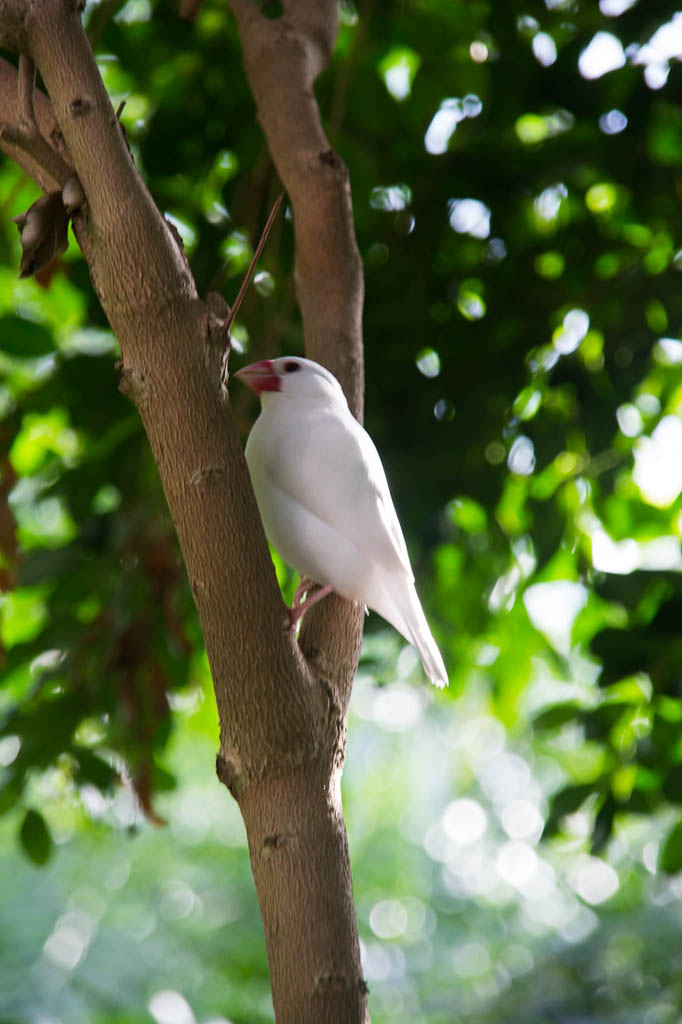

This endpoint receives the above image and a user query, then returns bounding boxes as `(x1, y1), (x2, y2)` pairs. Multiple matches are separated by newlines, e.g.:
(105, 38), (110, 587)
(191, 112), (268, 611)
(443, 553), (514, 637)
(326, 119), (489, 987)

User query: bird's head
(234, 357), (345, 405)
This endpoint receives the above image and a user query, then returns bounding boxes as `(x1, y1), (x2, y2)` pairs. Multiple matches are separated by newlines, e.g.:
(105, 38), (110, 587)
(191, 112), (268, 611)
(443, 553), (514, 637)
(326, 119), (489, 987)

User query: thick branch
(228, 0), (365, 418)
(243, 768), (368, 1024)
(1, 0), (317, 771)
(228, 0), (367, 721)
(17, 50), (34, 119)
(224, 8), (369, 1017)
(0, 56), (72, 191)
(1, 1), (369, 1019)
(0, 54), (73, 187)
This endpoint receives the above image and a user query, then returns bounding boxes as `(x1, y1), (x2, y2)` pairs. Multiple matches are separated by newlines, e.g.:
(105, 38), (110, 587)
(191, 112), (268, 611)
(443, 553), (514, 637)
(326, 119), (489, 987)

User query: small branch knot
(50, 126), (66, 151)
(262, 829), (297, 853)
(190, 466), (227, 488)
(203, 293), (232, 388)
(315, 973), (369, 997)
(319, 148), (341, 169)
(206, 291), (231, 322)
(216, 752), (243, 799)
(117, 362), (149, 405)
(206, 311), (230, 350)
(219, 347), (231, 398)
(69, 96), (91, 118)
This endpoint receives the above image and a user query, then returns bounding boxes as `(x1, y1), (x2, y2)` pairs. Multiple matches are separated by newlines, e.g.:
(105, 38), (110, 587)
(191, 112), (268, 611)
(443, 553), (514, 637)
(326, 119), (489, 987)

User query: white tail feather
(405, 595), (448, 689)
(371, 573), (448, 688)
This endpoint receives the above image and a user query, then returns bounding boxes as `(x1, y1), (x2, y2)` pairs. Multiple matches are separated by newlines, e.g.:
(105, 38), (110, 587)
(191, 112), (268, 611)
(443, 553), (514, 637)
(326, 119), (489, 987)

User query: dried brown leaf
(12, 190), (69, 279)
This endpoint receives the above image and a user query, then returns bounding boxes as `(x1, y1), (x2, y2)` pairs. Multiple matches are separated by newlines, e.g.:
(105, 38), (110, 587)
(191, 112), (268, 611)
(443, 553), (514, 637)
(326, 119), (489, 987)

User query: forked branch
(0, 54), (73, 186)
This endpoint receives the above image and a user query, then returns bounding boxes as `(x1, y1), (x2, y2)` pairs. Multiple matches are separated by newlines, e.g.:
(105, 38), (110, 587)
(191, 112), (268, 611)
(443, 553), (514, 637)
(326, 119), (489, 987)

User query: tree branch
(223, 190), (285, 337)
(227, 0), (367, 721)
(0, 0), (370, 1018)
(227, 0), (365, 418)
(0, 56), (73, 191)
(0, 0), (312, 771)
(223, 6), (369, 1016)
(0, 54), (74, 186)
(17, 50), (34, 121)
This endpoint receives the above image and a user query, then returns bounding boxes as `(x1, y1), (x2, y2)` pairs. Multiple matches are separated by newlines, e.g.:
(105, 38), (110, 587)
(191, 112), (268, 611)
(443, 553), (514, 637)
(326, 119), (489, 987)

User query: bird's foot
(287, 580), (334, 633)
(292, 577), (316, 610)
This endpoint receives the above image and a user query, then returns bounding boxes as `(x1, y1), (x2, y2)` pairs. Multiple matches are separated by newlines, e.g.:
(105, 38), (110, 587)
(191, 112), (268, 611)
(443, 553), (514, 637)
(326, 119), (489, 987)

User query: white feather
(238, 357), (448, 688)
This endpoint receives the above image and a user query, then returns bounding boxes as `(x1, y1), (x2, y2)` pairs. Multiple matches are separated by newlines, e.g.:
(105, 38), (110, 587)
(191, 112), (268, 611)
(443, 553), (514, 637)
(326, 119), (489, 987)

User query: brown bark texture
(0, 0), (369, 1020)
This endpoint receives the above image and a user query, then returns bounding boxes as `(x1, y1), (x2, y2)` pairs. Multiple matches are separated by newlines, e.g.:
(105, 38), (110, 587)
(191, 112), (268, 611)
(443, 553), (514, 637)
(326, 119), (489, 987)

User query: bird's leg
(292, 576), (317, 609)
(287, 581), (334, 633)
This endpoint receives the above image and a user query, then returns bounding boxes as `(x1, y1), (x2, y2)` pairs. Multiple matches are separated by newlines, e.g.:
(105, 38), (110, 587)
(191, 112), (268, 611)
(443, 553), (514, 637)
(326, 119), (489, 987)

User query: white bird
(234, 356), (448, 688)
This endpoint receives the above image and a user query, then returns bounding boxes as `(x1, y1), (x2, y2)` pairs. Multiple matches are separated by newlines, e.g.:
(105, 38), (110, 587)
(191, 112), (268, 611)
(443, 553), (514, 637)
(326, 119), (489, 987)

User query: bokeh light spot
(633, 416), (682, 507)
(568, 855), (619, 905)
(148, 990), (197, 1024)
(369, 899), (409, 939)
(448, 198), (491, 239)
(578, 32), (626, 79)
(442, 798), (487, 844)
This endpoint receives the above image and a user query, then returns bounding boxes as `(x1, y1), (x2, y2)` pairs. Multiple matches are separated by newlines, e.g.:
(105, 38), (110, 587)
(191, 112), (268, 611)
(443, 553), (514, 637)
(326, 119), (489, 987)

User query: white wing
(255, 403), (413, 580)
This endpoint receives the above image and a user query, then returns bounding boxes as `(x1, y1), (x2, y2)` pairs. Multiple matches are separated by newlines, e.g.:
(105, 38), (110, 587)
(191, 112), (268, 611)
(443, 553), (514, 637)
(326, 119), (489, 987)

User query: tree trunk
(238, 768), (367, 1022)
(0, 0), (369, 1020)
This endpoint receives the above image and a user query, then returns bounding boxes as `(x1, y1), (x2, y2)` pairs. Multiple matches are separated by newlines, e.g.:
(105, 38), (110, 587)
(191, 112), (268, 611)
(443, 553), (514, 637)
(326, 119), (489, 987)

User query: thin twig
(223, 191), (285, 336)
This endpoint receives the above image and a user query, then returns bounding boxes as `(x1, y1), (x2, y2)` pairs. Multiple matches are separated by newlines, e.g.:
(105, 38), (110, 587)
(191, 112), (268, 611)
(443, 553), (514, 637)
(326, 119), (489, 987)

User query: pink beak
(234, 359), (281, 396)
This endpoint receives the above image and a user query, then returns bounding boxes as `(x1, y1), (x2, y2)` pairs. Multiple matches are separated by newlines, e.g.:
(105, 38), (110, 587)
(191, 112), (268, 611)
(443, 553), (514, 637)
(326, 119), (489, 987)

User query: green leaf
(151, 760), (177, 794)
(533, 702), (583, 731)
(0, 586), (50, 647)
(660, 820), (682, 874)
(0, 775), (22, 816)
(447, 496), (487, 534)
(591, 793), (616, 854)
(545, 783), (595, 831)
(662, 764), (682, 805)
(0, 315), (54, 357)
(19, 808), (53, 866)
(72, 747), (118, 791)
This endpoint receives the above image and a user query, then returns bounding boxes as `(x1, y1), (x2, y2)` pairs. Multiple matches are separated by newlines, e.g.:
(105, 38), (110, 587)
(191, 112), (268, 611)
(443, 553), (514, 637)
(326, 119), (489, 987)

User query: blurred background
(2, 0), (682, 1021)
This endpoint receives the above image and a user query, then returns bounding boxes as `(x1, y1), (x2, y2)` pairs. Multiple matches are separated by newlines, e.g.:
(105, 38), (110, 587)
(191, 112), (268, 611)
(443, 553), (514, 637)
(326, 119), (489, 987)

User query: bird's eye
(284, 361), (301, 373)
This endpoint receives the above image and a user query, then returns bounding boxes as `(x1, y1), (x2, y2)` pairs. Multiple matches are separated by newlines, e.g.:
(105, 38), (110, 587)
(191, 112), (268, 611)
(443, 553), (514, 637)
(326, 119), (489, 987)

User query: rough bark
(228, 0), (364, 416)
(227, 0), (367, 720)
(0, 1), (368, 1021)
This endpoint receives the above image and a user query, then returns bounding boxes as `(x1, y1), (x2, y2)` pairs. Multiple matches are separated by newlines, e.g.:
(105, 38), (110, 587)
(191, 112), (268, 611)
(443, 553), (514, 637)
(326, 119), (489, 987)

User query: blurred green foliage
(3, 0), (682, 1020)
